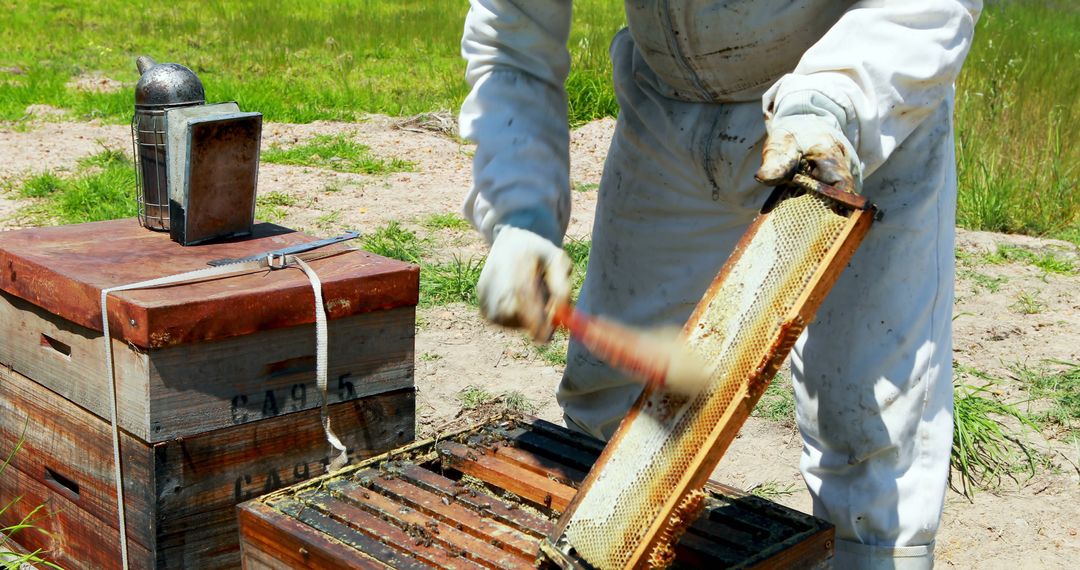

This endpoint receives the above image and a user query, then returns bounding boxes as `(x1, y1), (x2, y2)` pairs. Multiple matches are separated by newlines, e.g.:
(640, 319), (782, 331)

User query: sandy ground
(1, 115), (1078, 568)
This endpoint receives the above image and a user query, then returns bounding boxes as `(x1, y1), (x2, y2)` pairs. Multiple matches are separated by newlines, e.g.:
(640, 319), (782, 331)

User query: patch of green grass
(457, 385), (495, 410)
(457, 386), (536, 414)
(255, 205), (286, 223)
(752, 377), (796, 426)
(77, 146), (128, 169)
(955, 2), (1080, 244)
(255, 191), (298, 222)
(420, 256), (484, 307)
(258, 191), (298, 207)
(502, 391), (535, 414)
(7, 1), (1074, 246)
(563, 237), (591, 301)
(0, 2), (1075, 241)
(1032, 255), (1078, 275)
(4, 119), (37, 133)
(573, 182), (599, 193)
(957, 268), (1007, 293)
(564, 0), (625, 125)
(535, 329), (571, 367)
(951, 365), (1041, 498)
(418, 352), (441, 362)
(563, 237), (591, 266)
(1012, 361), (1080, 437)
(262, 134), (413, 175)
(748, 481), (798, 500)
(314, 209), (341, 230)
(1010, 289), (1044, 315)
(16, 150), (137, 224)
(0, 2), (624, 125)
(955, 248), (978, 267)
(358, 221), (485, 308)
(18, 172), (64, 198)
(362, 221), (425, 264)
(982, 244), (1077, 275)
(422, 212), (470, 231)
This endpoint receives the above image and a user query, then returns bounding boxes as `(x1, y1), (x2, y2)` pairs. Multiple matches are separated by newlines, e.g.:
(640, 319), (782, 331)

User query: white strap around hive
(99, 250), (351, 569)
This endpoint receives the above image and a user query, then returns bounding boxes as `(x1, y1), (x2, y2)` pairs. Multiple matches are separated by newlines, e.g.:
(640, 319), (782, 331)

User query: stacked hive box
(0, 219), (418, 568)
(238, 416), (834, 569)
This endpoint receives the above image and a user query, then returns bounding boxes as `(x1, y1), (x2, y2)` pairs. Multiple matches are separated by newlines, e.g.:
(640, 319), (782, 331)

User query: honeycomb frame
(544, 179), (877, 570)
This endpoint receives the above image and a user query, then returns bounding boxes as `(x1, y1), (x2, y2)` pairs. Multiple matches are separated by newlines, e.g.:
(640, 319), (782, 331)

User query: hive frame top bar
(542, 177), (878, 570)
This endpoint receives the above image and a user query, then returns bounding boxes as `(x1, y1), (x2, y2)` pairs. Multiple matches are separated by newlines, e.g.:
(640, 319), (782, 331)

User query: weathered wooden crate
(0, 219), (417, 442)
(239, 417), (834, 569)
(0, 219), (419, 568)
(0, 366), (415, 568)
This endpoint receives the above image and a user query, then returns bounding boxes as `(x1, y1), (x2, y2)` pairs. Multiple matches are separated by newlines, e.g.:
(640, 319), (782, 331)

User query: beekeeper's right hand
(478, 224), (572, 344)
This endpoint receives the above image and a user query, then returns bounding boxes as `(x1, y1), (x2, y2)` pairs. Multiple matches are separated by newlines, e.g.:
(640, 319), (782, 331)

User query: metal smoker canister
(131, 56), (204, 231)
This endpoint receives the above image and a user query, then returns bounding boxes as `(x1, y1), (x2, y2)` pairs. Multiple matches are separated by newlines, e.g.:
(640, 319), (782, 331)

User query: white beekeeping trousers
(556, 29), (957, 568)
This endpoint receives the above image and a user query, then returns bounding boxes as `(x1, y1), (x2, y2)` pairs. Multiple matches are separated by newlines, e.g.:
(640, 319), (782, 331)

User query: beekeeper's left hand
(755, 114), (862, 194)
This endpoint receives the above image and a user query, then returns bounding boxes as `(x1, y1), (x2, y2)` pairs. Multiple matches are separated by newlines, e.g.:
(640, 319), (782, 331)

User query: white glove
(755, 114), (862, 194)
(477, 226), (572, 343)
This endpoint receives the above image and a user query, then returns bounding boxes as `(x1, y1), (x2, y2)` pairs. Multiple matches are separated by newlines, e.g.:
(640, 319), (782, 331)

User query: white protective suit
(460, 1), (981, 568)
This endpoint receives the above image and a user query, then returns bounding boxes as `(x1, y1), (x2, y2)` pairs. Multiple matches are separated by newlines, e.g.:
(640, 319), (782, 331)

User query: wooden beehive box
(0, 219), (418, 569)
(239, 416), (834, 569)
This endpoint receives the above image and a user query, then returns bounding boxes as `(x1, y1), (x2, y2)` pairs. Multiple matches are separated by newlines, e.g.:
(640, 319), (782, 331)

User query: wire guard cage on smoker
(131, 56), (204, 231)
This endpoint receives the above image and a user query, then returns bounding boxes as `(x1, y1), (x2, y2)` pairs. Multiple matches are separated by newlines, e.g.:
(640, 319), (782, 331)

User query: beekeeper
(459, 1), (981, 567)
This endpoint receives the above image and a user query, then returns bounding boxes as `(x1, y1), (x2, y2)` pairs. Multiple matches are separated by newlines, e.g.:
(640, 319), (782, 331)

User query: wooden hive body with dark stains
(0, 219), (418, 569)
(239, 416), (834, 569)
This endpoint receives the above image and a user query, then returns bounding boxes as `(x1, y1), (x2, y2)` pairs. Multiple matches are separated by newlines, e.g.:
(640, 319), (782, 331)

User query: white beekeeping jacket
(459, 0), (982, 242)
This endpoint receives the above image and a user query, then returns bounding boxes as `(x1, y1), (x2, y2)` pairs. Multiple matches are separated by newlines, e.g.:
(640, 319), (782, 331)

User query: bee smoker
(131, 56), (205, 231)
(131, 55), (262, 245)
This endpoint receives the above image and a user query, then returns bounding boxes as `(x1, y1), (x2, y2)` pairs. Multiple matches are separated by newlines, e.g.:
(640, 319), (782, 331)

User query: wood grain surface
(238, 417), (834, 570)
(0, 365), (416, 569)
(0, 218), (419, 348)
(1, 291), (414, 441)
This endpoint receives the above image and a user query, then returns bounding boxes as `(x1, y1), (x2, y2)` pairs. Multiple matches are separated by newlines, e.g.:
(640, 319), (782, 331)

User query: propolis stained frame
(545, 180), (877, 569)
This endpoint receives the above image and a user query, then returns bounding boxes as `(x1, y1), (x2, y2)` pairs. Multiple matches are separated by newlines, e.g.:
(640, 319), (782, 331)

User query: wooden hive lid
(0, 219), (419, 349)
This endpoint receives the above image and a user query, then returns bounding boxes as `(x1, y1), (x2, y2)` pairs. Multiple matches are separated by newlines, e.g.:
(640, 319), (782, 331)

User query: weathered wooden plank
(239, 501), (391, 570)
(238, 417), (834, 569)
(277, 498), (432, 569)
(154, 388), (415, 534)
(470, 435), (586, 485)
(671, 531), (745, 568)
(0, 291), (150, 439)
(302, 493), (488, 570)
(502, 429), (599, 474)
(0, 218), (419, 348)
(327, 479), (531, 569)
(0, 363), (156, 549)
(366, 473), (538, 558)
(0, 363), (415, 568)
(514, 417), (606, 456)
(437, 441), (576, 512)
(147, 306), (415, 441)
(0, 463), (154, 570)
(1, 291), (414, 442)
(397, 463), (553, 538)
(745, 526), (833, 570)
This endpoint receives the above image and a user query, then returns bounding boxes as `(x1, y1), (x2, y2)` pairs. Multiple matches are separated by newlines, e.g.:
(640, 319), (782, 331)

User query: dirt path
(2, 116), (1077, 568)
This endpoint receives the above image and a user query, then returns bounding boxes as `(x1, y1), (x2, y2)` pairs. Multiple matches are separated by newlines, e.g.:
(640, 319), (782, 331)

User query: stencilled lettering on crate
(1, 289), (415, 442)
(0, 364), (416, 570)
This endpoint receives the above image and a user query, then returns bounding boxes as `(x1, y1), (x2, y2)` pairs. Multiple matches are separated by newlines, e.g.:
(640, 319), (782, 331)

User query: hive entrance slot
(39, 333), (71, 358)
(44, 466), (80, 502)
